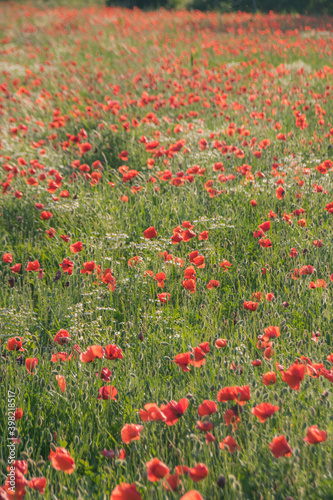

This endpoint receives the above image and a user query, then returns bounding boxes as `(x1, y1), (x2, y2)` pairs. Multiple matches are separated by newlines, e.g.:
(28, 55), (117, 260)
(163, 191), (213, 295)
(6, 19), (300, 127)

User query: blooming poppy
(180, 492), (203, 500)
(10, 263), (21, 273)
(15, 408), (23, 420)
(80, 345), (104, 363)
(196, 421), (214, 432)
(281, 362), (306, 390)
(190, 347), (206, 367)
(251, 403), (279, 423)
(199, 231), (209, 240)
(81, 261), (96, 274)
(220, 260), (232, 271)
(139, 403), (166, 422)
(188, 463), (208, 482)
(49, 447), (75, 474)
(3, 253), (12, 263)
(207, 279), (219, 289)
(40, 210), (53, 220)
(161, 398), (189, 426)
(143, 226), (157, 239)
(303, 426), (327, 444)
(198, 400), (217, 416)
(97, 386), (117, 400)
(56, 375), (66, 393)
(158, 293), (170, 303)
(53, 329), (70, 345)
(243, 301), (258, 311)
(219, 436), (240, 453)
(121, 424), (143, 444)
(7, 337), (24, 351)
(25, 357), (38, 373)
(105, 344), (123, 360)
(269, 435), (292, 458)
(276, 186), (285, 199)
(146, 458), (170, 482)
(224, 409), (240, 429)
(26, 260), (40, 271)
(28, 477), (47, 494)
(174, 352), (191, 372)
(110, 483), (142, 500)
(262, 371), (277, 386)
(69, 241), (83, 253)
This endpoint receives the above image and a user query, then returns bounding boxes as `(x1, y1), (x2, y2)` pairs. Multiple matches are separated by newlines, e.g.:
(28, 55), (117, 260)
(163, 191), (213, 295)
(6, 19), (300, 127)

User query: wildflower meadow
(0, 5), (333, 499)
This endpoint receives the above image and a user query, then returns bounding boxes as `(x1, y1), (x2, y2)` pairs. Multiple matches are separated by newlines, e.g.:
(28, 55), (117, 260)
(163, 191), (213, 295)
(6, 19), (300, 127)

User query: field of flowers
(0, 5), (333, 499)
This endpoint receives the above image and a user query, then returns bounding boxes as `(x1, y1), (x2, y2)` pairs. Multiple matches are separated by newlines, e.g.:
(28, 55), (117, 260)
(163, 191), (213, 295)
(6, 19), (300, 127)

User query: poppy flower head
(146, 458), (170, 482)
(121, 424), (143, 444)
(269, 435), (292, 458)
(143, 226), (157, 239)
(49, 447), (75, 474)
(303, 426), (327, 444)
(251, 403), (279, 423)
(110, 483), (142, 500)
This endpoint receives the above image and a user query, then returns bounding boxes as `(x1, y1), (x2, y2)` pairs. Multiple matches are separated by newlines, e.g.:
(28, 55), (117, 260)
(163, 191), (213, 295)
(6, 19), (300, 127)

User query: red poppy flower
(243, 301), (258, 311)
(219, 436), (240, 453)
(303, 426), (327, 444)
(80, 345), (104, 363)
(158, 293), (170, 303)
(26, 260), (40, 272)
(196, 421), (214, 432)
(15, 408), (23, 420)
(281, 362), (306, 390)
(190, 347), (206, 367)
(81, 261), (96, 274)
(258, 221), (270, 232)
(105, 344), (123, 360)
(276, 186), (285, 199)
(97, 386), (117, 400)
(262, 371), (276, 386)
(7, 337), (24, 351)
(56, 375), (66, 394)
(121, 424), (143, 444)
(3, 253), (12, 263)
(10, 263), (21, 273)
(198, 400), (217, 417)
(146, 458), (170, 482)
(215, 338), (227, 348)
(182, 279), (196, 293)
(207, 279), (220, 289)
(40, 210), (53, 220)
(70, 241), (83, 253)
(143, 226), (157, 239)
(224, 409), (240, 429)
(161, 398), (189, 426)
(269, 435), (292, 458)
(180, 491), (203, 500)
(263, 326), (280, 342)
(25, 357), (38, 373)
(220, 260), (232, 271)
(188, 463), (208, 482)
(199, 231), (209, 240)
(174, 352), (191, 372)
(53, 329), (70, 345)
(28, 477), (47, 494)
(251, 403), (279, 423)
(139, 403), (166, 422)
(49, 447), (75, 474)
(110, 483), (142, 500)
(60, 258), (74, 274)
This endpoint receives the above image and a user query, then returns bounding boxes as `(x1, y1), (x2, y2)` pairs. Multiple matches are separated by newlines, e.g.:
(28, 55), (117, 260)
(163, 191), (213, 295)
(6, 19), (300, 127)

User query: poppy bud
(283, 302), (289, 308)
(213, 263), (217, 268)
(65, 281), (70, 287)
(54, 270), (62, 282)
(17, 216), (22, 222)
(217, 475), (226, 489)
(321, 391), (329, 398)
(16, 355), (24, 365)
(186, 393), (193, 399)
(138, 332), (144, 341)
(8, 278), (15, 288)
(210, 385), (215, 392)
(303, 248), (308, 255)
